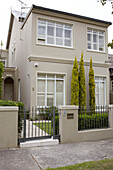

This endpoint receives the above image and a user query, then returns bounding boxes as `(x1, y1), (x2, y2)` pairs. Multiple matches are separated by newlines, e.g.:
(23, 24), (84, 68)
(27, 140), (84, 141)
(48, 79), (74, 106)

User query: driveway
(1, 139), (113, 169)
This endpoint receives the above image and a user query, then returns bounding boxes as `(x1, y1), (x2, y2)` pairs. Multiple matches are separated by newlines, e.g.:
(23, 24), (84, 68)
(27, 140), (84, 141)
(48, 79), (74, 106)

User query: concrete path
(21, 120), (50, 138)
(1, 139), (113, 170)
(28, 139), (113, 169)
(0, 148), (40, 170)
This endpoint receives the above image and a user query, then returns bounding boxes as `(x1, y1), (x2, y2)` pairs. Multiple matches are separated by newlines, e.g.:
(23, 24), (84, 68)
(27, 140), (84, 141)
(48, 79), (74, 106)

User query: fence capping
(0, 106), (18, 112)
(58, 105), (78, 110)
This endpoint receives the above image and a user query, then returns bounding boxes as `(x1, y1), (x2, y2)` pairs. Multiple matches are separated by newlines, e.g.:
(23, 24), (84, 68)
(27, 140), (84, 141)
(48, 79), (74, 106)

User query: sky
(0, 0), (113, 53)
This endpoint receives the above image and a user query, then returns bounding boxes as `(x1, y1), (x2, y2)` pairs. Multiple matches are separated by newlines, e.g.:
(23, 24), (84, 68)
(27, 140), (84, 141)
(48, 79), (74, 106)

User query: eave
(6, 14), (14, 49)
(21, 5), (112, 29)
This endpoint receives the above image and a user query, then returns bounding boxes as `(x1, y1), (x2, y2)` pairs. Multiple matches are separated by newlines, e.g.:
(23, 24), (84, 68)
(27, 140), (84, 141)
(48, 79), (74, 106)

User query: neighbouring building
(108, 54), (113, 104)
(5, 5), (111, 108)
(0, 49), (18, 101)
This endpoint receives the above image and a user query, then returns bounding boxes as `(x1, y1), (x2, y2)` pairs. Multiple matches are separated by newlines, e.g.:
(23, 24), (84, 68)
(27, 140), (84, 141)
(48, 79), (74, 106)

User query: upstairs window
(87, 28), (105, 52)
(37, 19), (73, 48)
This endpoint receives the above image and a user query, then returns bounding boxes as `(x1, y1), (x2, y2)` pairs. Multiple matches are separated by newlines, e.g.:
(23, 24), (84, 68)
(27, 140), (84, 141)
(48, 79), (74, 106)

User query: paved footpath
(1, 139), (113, 170)
(0, 148), (41, 170)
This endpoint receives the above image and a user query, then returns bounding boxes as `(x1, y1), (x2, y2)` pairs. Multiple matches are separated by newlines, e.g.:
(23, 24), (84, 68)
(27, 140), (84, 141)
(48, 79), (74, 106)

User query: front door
(4, 78), (14, 100)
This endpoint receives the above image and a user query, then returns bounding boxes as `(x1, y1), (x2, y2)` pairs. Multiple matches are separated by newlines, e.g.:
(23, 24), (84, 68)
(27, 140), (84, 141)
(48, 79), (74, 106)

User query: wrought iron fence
(18, 106), (59, 143)
(78, 106), (109, 131)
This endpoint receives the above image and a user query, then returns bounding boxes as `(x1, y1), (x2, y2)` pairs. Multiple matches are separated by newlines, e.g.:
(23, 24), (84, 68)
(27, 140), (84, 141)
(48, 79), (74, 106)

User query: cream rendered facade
(6, 5), (111, 108)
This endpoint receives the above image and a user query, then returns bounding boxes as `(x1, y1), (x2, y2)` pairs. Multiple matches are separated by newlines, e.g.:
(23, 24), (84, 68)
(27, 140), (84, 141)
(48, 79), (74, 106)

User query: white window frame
(37, 73), (65, 107)
(95, 77), (106, 107)
(37, 19), (73, 48)
(87, 28), (105, 52)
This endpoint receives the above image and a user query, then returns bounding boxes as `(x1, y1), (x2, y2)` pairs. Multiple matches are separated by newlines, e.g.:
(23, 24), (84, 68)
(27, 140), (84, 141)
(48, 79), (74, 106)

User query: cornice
(29, 55), (109, 68)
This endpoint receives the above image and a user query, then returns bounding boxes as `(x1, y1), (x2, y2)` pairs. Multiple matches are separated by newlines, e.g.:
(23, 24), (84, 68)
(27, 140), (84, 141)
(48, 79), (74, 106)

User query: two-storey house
(6, 5), (112, 108)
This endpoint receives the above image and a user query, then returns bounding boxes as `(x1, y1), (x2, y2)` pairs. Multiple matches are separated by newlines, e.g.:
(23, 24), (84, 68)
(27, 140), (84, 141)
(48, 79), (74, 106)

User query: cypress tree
(89, 57), (95, 109)
(71, 57), (79, 105)
(79, 53), (86, 108)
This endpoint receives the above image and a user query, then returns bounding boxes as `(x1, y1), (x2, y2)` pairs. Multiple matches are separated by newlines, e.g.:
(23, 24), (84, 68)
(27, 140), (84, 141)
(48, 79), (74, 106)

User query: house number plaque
(67, 113), (74, 119)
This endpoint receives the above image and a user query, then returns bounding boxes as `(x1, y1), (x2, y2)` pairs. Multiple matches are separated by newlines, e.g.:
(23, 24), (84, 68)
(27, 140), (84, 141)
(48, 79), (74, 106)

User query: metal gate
(18, 106), (60, 144)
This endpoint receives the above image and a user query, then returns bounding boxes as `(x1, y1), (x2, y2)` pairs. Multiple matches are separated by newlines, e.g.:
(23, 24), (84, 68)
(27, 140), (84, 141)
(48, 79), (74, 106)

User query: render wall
(8, 17), (21, 67)
(29, 12), (109, 107)
(16, 14), (32, 108)
(0, 107), (18, 149)
(30, 61), (109, 107)
(59, 105), (113, 144)
(9, 11), (110, 108)
(8, 14), (32, 107)
(31, 13), (108, 64)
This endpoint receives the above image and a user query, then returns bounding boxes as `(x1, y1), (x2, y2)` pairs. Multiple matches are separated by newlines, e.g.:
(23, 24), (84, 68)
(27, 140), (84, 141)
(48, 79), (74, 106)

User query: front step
(20, 138), (59, 148)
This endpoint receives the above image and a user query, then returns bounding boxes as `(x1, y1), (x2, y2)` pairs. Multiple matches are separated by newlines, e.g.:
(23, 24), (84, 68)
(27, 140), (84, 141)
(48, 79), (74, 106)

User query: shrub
(55, 115), (59, 135)
(0, 100), (18, 106)
(0, 100), (24, 108)
(38, 106), (58, 120)
(78, 113), (108, 130)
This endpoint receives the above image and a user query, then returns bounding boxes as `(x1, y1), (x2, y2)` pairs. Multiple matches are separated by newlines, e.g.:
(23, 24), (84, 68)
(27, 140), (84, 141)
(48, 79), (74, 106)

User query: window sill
(87, 49), (107, 54)
(36, 43), (75, 50)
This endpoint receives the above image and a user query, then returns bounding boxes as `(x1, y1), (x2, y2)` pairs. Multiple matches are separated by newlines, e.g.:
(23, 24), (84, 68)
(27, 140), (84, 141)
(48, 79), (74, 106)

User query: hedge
(78, 113), (108, 130)
(0, 100), (24, 109)
(52, 113), (108, 133)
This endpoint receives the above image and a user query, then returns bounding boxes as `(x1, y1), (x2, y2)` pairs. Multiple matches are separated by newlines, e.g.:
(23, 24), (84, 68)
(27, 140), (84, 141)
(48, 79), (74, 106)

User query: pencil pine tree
(71, 57), (79, 105)
(79, 53), (86, 108)
(89, 57), (95, 109)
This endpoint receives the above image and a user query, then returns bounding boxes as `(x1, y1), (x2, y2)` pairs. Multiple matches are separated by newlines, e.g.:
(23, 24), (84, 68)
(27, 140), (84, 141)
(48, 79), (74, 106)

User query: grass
(34, 122), (52, 135)
(45, 159), (113, 170)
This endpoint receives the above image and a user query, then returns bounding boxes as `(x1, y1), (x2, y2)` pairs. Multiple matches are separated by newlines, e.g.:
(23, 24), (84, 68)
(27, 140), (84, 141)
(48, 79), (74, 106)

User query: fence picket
(78, 106), (109, 131)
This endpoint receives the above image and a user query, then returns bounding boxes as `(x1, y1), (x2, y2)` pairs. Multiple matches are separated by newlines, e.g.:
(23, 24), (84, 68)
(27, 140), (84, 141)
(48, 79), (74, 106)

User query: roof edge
(21, 4), (112, 29)
(6, 13), (14, 49)
(32, 5), (112, 26)
(21, 5), (33, 29)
